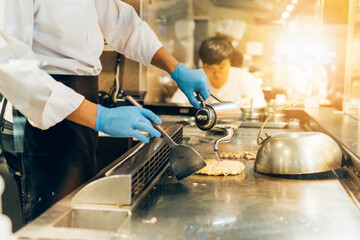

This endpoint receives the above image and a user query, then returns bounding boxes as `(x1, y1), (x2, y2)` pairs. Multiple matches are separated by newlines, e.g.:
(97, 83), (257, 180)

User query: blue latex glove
(171, 63), (211, 109)
(95, 105), (162, 143)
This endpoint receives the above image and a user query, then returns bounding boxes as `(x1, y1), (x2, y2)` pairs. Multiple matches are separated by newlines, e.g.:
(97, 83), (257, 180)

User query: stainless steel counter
(124, 167), (360, 240)
(113, 118), (360, 240)
(305, 108), (360, 154)
(305, 108), (360, 169)
(15, 108), (360, 240)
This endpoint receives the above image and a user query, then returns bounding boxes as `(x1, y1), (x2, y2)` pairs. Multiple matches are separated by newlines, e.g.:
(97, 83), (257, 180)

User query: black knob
(195, 106), (216, 131)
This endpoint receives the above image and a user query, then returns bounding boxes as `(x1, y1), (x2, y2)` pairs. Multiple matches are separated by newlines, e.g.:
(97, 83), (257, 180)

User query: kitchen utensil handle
(195, 91), (206, 108)
(210, 93), (222, 103)
(256, 103), (295, 145)
(124, 95), (177, 147)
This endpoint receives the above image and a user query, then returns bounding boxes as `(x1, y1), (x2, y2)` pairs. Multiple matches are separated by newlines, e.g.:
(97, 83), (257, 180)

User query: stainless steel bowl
(264, 107), (286, 122)
(241, 108), (265, 122)
(255, 132), (342, 175)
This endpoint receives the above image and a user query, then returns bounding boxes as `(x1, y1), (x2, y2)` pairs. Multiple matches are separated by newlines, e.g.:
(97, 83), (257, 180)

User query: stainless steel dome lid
(255, 132), (342, 175)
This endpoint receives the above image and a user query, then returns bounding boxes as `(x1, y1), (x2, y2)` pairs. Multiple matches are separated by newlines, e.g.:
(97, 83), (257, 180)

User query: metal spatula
(125, 96), (206, 180)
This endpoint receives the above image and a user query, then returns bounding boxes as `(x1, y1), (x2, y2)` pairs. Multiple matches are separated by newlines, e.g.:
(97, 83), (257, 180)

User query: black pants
(5, 75), (99, 224)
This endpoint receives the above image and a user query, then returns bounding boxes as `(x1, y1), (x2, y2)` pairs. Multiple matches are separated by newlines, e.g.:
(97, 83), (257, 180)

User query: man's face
(203, 59), (230, 89)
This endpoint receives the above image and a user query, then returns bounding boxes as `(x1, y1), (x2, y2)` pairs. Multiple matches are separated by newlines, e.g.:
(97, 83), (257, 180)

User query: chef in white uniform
(0, 0), (210, 224)
(171, 36), (266, 108)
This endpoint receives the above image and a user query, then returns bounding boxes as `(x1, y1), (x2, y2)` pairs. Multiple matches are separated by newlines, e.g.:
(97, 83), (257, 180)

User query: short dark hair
(199, 36), (233, 65)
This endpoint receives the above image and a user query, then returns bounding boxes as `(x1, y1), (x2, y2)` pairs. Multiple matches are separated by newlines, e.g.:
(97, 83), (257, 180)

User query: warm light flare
(271, 22), (334, 103)
(286, 4), (295, 12)
(282, 11), (290, 19)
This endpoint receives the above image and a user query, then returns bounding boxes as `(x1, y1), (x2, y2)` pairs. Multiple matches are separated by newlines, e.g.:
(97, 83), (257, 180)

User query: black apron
(5, 75), (99, 224)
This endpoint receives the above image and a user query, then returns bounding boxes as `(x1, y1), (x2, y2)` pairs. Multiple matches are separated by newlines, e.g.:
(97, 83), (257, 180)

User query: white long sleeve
(0, 0), (84, 129)
(95, 0), (163, 67)
(0, 0), (163, 129)
(0, 31), (84, 129)
(32, 0), (163, 74)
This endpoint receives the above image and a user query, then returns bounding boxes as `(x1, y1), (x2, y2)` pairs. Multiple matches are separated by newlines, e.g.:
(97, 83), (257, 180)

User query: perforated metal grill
(131, 127), (183, 201)
(71, 125), (184, 207)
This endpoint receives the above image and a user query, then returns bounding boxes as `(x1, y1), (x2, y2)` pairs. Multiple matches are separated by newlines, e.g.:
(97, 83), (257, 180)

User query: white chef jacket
(0, 0), (162, 129)
(171, 67), (267, 108)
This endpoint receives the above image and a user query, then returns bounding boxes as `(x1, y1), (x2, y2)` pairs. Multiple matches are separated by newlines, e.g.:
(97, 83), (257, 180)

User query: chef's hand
(95, 105), (162, 143)
(171, 63), (210, 109)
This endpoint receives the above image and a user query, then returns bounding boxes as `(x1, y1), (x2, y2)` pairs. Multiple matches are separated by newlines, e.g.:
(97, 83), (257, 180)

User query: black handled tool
(125, 95), (206, 180)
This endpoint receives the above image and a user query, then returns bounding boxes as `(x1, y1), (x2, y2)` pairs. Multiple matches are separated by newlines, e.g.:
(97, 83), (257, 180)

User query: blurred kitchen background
(98, 0), (360, 118)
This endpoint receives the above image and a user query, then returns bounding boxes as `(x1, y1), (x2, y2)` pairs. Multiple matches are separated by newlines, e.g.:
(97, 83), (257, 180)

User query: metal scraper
(125, 95), (206, 180)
